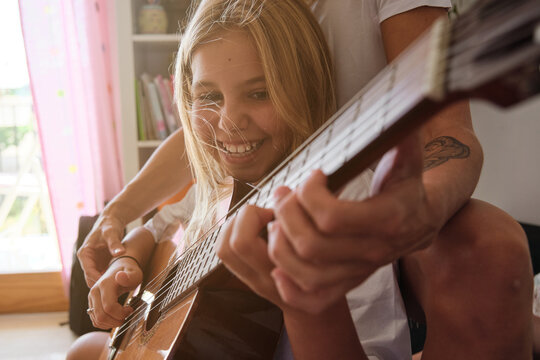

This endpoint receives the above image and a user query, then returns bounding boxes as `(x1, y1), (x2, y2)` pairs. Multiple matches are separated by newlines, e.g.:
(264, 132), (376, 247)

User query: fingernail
(273, 187), (287, 200)
(113, 248), (122, 255)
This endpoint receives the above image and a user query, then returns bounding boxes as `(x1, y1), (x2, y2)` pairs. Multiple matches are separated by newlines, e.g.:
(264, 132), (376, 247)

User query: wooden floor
(0, 311), (77, 360)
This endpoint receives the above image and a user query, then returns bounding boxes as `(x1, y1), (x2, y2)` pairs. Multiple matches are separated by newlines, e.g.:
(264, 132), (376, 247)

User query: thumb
(392, 131), (423, 175)
(106, 232), (126, 257)
(115, 267), (142, 291)
(273, 186), (292, 204)
(371, 131), (423, 195)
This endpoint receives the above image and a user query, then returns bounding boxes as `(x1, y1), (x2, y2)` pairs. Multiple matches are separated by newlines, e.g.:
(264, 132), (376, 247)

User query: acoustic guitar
(100, 0), (540, 358)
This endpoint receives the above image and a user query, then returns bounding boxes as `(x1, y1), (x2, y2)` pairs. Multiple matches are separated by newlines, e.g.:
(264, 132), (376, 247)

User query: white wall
(471, 97), (540, 225)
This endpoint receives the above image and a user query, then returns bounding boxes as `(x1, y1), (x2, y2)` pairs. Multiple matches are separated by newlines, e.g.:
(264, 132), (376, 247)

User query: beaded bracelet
(109, 255), (142, 269)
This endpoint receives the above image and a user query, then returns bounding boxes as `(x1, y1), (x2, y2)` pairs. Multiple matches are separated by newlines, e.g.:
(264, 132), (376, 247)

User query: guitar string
(114, 58), (434, 344)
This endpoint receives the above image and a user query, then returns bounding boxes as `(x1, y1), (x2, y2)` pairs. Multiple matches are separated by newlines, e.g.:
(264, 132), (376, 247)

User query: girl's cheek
(192, 109), (216, 132)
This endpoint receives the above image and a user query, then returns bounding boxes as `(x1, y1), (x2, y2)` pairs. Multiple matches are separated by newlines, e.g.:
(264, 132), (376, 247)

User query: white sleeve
(143, 185), (196, 243)
(377, 0), (452, 23)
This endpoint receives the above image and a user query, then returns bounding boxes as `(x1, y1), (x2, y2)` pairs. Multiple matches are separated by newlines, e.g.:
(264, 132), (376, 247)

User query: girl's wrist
(109, 255), (142, 270)
(101, 202), (129, 228)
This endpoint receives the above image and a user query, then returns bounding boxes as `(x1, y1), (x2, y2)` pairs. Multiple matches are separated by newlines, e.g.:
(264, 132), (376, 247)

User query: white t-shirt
(146, 0), (452, 358)
(143, 185), (196, 243)
(311, 0), (451, 108)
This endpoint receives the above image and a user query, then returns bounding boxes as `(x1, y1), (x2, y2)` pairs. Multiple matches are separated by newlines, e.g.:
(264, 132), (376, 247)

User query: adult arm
(78, 129), (192, 287)
(266, 7), (483, 311)
(380, 6), (482, 224)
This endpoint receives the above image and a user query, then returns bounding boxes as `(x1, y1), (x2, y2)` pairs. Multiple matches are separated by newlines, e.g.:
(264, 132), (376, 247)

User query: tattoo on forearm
(423, 136), (470, 171)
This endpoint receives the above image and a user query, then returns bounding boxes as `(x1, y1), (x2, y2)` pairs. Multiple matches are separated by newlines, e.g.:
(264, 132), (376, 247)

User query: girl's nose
(219, 101), (249, 133)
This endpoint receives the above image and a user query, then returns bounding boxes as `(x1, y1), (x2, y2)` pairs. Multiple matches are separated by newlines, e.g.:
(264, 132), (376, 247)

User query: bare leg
(401, 199), (533, 360)
(66, 331), (110, 360)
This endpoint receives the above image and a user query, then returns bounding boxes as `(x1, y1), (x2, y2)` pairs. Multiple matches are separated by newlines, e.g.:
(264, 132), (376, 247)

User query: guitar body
(100, 240), (283, 360)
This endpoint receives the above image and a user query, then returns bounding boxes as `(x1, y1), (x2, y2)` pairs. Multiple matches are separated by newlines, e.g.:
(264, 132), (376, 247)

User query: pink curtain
(19, 0), (124, 290)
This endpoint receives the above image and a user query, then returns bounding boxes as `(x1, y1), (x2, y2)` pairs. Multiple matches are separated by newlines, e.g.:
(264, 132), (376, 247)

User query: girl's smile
(190, 30), (290, 183)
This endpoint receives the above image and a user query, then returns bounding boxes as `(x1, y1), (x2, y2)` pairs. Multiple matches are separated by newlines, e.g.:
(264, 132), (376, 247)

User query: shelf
(138, 140), (162, 148)
(132, 34), (181, 43)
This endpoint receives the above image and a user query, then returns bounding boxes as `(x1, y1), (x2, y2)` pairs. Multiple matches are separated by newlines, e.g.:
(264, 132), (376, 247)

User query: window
(0, 0), (61, 274)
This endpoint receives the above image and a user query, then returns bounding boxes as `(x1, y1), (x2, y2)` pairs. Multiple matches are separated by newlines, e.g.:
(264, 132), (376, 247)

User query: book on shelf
(154, 74), (179, 134)
(136, 76), (157, 140)
(163, 77), (181, 128)
(135, 73), (182, 141)
(141, 73), (168, 140)
(135, 80), (146, 141)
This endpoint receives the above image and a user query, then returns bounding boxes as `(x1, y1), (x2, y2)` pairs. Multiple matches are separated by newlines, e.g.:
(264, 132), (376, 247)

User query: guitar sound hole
(145, 264), (178, 332)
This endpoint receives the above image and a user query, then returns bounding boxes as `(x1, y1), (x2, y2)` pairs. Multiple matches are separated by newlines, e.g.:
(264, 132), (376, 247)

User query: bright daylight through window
(0, 0), (61, 273)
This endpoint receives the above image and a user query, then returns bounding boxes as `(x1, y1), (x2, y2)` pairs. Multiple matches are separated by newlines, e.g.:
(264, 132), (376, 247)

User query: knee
(66, 331), (108, 360)
(437, 199), (533, 295)
(418, 200), (534, 357)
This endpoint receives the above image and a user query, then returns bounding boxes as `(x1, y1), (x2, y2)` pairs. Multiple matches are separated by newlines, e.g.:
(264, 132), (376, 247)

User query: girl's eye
(196, 92), (222, 105)
(250, 90), (269, 101)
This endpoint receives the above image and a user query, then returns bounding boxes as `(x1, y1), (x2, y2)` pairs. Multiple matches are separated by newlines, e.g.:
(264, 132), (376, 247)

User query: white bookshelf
(111, 0), (189, 186)
(132, 34), (181, 43)
(109, 0), (190, 227)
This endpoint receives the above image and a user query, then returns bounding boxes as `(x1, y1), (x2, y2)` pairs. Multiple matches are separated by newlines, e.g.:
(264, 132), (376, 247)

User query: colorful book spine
(154, 75), (178, 134)
(135, 79), (146, 141)
(141, 73), (168, 140)
(163, 78), (181, 129)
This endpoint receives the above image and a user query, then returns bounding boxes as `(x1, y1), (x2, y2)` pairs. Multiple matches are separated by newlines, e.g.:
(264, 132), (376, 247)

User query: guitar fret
(179, 248), (196, 293)
(197, 229), (217, 278)
(309, 131), (329, 170)
(380, 65), (397, 135)
(276, 162), (292, 194)
(247, 189), (259, 205)
(198, 242), (212, 275)
(174, 257), (189, 299)
(263, 177), (277, 208)
(346, 126), (380, 167)
(192, 255), (203, 282)
(272, 170), (286, 192)
(254, 183), (269, 208)
(164, 256), (186, 307)
(187, 245), (200, 286)
(197, 232), (213, 276)
(170, 263), (183, 299)
(192, 241), (206, 282)
(210, 251), (221, 269)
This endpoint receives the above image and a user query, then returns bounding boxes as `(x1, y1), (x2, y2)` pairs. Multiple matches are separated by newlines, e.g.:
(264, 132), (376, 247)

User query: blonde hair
(174, 0), (336, 244)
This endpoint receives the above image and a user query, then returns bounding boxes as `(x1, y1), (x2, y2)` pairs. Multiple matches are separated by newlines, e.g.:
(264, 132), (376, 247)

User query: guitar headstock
(447, 0), (540, 107)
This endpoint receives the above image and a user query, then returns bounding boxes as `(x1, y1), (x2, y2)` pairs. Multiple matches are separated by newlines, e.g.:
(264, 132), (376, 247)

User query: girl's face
(190, 30), (290, 183)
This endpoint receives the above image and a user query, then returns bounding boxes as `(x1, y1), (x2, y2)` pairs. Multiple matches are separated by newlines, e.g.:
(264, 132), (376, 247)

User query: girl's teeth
(221, 141), (260, 154)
